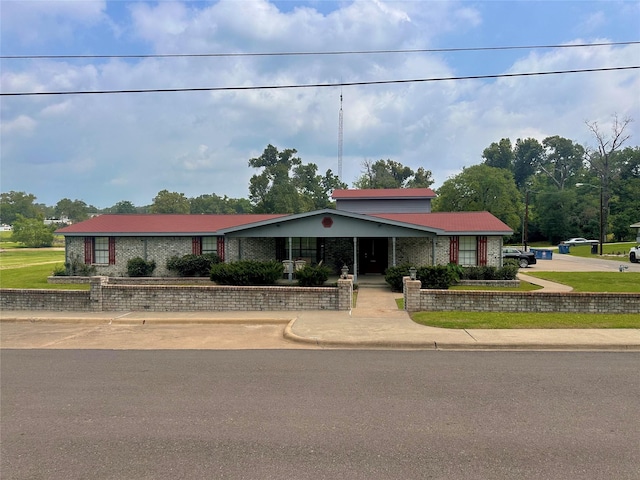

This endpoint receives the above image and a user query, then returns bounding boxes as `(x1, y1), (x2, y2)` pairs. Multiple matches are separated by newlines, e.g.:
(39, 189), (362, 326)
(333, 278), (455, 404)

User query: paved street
(2, 350), (639, 479)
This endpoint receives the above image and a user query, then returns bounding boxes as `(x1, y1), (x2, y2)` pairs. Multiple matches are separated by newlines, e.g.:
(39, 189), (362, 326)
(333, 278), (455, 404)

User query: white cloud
(1, 114), (37, 135)
(0, 0), (638, 207)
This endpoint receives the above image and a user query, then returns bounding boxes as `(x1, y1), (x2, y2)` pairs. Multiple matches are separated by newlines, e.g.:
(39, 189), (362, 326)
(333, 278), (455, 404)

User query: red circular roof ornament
(321, 216), (334, 228)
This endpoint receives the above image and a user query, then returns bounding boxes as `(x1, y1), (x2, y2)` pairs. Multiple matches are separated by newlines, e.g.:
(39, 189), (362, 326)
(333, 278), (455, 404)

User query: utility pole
(337, 93), (343, 181)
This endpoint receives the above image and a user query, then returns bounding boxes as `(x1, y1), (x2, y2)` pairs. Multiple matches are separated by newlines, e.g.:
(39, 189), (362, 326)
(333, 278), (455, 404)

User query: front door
(359, 238), (388, 274)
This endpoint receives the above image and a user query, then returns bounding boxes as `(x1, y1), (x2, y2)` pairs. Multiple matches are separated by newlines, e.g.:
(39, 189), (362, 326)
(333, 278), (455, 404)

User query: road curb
(283, 319), (640, 351)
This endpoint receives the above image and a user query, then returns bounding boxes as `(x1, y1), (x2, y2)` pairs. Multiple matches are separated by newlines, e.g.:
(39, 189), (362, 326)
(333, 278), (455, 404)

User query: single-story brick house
(56, 188), (513, 281)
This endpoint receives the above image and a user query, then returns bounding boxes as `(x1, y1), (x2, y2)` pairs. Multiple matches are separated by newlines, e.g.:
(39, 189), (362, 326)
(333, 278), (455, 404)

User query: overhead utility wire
(2, 66), (637, 97)
(2, 41), (638, 59)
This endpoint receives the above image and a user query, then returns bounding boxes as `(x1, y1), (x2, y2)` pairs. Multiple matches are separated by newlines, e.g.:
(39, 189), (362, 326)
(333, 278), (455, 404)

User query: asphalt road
(2, 350), (638, 479)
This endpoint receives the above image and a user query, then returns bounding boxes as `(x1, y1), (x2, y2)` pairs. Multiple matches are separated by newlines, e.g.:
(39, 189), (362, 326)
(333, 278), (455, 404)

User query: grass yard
(411, 311), (639, 329)
(0, 248), (65, 268)
(562, 242), (636, 260)
(523, 271), (640, 292)
(0, 263), (89, 290)
(0, 247), (88, 290)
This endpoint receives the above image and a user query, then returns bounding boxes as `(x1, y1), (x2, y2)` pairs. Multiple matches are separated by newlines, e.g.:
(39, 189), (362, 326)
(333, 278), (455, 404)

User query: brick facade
(67, 234), (504, 278)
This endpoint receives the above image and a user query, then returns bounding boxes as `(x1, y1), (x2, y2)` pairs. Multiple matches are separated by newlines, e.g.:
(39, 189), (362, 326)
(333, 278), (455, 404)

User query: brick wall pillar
(337, 277), (353, 311)
(89, 276), (108, 312)
(403, 277), (422, 313)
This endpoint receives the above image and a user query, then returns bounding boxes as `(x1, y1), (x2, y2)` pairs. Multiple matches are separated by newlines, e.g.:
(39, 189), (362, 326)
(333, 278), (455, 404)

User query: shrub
(127, 257), (156, 277)
(58, 254), (96, 276)
(460, 263), (519, 281)
(52, 264), (68, 276)
(166, 253), (220, 277)
(384, 264), (412, 292)
(210, 260), (283, 285)
(416, 265), (457, 289)
(296, 264), (332, 287)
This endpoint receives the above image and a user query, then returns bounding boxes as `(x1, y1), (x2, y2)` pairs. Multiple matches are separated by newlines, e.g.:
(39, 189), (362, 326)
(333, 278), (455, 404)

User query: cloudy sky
(1, 0), (639, 209)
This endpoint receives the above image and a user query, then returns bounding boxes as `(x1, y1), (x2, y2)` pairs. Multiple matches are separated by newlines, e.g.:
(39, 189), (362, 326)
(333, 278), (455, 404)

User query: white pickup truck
(630, 245), (640, 263)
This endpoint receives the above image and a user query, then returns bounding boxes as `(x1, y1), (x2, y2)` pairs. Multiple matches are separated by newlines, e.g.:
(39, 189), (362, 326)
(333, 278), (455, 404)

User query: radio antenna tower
(337, 92), (343, 180)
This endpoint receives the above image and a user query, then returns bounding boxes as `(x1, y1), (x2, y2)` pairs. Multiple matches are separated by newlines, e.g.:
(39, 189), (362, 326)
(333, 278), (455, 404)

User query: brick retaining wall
(403, 280), (639, 314)
(0, 289), (92, 311)
(2, 277), (353, 312)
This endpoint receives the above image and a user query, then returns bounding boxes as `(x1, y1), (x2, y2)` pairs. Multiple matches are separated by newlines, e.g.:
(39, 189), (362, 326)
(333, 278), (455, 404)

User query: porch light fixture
(409, 266), (417, 281)
(341, 265), (349, 279)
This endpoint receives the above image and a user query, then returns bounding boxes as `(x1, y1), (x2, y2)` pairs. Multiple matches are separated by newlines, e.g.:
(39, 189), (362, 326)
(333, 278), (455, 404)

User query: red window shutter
(449, 236), (459, 264)
(216, 237), (225, 261)
(108, 237), (116, 265)
(192, 237), (202, 255)
(477, 236), (488, 266)
(84, 237), (93, 264)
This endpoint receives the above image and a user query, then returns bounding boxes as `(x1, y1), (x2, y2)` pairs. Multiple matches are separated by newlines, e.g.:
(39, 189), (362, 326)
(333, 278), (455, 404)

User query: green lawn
(0, 248), (65, 268)
(411, 311), (639, 329)
(0, 248), (88, 290)
(0, 263), (89, 290)
(523, 271), (640, 292)
(560, 242), (636, 260)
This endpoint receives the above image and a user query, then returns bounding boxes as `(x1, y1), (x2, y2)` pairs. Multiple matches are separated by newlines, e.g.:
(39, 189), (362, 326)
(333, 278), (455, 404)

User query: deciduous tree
(11, 215), (54, 247)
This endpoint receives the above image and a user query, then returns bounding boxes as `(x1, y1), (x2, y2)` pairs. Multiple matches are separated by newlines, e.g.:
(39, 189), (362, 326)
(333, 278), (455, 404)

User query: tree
(482, 138), (514, 170)
(150, 190), (190, 214)
(110, 200), (137, 214)
(0, 191), (41, 225)
(432, 164), (522, 230)
(55, 198), (93, 222)
(536, 189), (578, 245)
(248, 144), (346, 213)
(513, 138), (544, 189)
(11, 215), (54, 247)
(353, 159), (434, 189)
(584, 115), (633, 247)
(190, 194), (253, 214)
(538, 136), (585, 190)
(405, 167), (435, 188)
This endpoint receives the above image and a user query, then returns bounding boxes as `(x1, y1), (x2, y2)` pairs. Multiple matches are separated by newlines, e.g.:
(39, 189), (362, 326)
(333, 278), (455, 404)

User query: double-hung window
(84, 237), (116, 265)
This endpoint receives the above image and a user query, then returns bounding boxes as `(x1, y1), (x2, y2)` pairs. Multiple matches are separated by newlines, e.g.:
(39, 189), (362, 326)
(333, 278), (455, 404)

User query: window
(84, 237), (115, 265)
(202, 237), (217, 254)
(458, 236), (477, 266)
(286, 237), (317, 260)
(94, 237), (109, 264)
(193, 236), (223, 260)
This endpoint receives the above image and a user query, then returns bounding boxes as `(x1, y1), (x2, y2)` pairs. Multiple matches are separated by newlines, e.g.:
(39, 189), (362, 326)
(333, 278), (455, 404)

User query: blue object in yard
(558, 244), (570, 254)
(531, 248), (553, 260)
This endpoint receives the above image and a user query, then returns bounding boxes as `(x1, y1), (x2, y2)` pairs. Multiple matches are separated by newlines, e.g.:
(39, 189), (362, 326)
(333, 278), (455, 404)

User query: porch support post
(392, 237), (396, 267)
(353, 237), (358, 284)
(432, 235), (436, 266)
(288, 237), (293, 281)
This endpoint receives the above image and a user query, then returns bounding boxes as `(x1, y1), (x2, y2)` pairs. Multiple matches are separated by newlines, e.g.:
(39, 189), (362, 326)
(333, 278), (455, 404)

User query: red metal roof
(371, 212), (513, 233)
(56, 214), (286, 235)
(56, 211), (512, 236)
(332, 188), (436, 199)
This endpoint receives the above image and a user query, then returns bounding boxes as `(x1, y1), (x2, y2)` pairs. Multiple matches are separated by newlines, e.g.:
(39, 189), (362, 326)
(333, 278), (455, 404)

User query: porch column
(353, 237), (358, 283)
(288, 237), (293, 281)
(432, 236), (436, 266)
(392, 237), (396, 267)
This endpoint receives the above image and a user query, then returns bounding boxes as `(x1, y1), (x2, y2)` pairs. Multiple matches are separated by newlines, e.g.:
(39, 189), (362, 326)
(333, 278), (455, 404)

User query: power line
(1, 41), (638, 60)
(2, 66), (637, 97)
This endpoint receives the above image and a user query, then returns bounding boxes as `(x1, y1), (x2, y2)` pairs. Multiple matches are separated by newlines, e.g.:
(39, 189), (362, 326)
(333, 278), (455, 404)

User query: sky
(1, 0), (639, 209)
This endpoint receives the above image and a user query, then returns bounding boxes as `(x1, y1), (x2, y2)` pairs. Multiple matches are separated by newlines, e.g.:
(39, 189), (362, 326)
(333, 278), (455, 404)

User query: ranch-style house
(56, 188), (513, 281)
